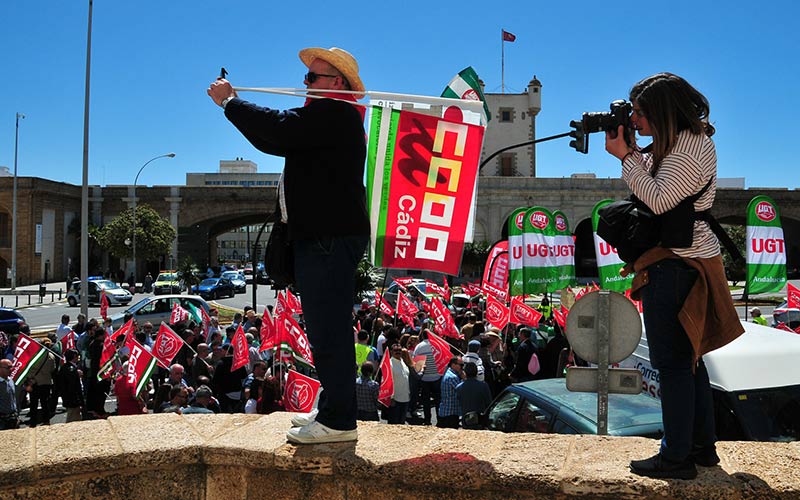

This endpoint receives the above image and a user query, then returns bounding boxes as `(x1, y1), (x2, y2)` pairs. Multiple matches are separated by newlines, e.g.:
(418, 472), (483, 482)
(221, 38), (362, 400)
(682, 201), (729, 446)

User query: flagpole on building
(501, 29), (505, 94)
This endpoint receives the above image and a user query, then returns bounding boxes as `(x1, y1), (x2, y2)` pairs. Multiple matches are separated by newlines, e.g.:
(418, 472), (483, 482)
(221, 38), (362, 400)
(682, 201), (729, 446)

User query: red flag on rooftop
(153, 322), (185, 369)
(231, 325), (249, 372)
(502, 29), (516, 42)
(283, 369), (321, 413)
(378, 349), (394, 408)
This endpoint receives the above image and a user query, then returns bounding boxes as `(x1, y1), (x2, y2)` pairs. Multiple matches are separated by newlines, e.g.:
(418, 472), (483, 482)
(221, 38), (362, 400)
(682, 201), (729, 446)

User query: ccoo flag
(441, 67), (491, 125)
(746, 195), (787, 294)
(591, 199), (633, 292)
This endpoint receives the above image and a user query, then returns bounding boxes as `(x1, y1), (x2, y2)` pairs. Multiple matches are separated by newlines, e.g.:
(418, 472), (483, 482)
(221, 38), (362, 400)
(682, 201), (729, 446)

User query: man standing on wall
(208, 46), (370, 444)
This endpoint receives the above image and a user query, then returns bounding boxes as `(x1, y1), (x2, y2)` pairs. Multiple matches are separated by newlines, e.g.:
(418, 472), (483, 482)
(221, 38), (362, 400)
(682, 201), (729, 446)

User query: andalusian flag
(591, 199), (633, 292)
(441, 67), (491, 125)
(366, 105), (485, 275)
(746, 195), (787, 294)
(522, 206), (557, 294)
(508, 208), (528, 297)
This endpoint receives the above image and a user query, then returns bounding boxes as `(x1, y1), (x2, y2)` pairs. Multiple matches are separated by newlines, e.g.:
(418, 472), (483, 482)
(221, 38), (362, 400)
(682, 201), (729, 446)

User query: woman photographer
(605, 73), (742, 479)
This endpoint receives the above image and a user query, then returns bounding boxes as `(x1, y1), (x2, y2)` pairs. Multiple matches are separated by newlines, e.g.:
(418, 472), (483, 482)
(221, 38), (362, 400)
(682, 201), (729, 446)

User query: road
(10, 282), (280, 333)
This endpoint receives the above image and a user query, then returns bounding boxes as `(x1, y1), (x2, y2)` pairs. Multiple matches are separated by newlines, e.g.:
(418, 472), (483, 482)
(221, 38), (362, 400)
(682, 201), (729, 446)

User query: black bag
(264, 219), (294, 290)
(597, 179), (713, 264)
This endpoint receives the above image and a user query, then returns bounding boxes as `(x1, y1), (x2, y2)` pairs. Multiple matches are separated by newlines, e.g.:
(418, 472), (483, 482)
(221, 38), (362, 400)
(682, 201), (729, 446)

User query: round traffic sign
(564, 291), (642, 364)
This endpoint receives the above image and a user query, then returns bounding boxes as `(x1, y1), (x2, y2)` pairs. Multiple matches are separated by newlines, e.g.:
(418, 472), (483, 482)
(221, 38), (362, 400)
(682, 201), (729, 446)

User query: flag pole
(501, 29), (505, 94)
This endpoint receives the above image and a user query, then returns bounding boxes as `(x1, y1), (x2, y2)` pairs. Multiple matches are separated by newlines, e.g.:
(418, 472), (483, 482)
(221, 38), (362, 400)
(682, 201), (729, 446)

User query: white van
(620, 320), (800, 442)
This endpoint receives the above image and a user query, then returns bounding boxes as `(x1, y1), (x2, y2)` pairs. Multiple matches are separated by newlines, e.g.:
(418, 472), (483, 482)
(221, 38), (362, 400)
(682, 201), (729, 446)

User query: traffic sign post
(565, 290), (643, 435)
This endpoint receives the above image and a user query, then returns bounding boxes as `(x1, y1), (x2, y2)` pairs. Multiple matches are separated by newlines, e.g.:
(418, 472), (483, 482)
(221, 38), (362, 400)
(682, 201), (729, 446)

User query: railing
(0, 288), (64, 307)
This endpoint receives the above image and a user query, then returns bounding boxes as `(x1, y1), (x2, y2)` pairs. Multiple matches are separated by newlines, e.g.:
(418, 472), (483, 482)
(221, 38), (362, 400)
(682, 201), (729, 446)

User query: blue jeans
(293, 235), (368, 431)
(641, 258), (716, 462)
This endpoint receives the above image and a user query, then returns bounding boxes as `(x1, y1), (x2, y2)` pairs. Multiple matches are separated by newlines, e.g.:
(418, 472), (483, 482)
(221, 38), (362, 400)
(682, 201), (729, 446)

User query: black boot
(630, 453), (697, 480)
(690, 445), (720, 467)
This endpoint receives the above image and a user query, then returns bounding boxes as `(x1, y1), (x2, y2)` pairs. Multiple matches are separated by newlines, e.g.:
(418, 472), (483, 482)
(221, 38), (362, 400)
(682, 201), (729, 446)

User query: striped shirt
(622, 130), (719, 259)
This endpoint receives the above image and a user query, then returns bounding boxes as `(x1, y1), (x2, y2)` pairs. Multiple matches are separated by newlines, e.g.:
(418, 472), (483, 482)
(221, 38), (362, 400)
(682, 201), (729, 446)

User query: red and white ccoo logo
(555, 214), (567, 232)
(756, 201), (776, 222)
(529, 211), (549, 230)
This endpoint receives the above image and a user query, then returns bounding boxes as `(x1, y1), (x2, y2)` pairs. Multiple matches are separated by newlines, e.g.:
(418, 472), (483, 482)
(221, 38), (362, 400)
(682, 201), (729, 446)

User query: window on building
(500, 154), (515, 176)
(499, 108), (513, 123)
(0, 212), (8, 248)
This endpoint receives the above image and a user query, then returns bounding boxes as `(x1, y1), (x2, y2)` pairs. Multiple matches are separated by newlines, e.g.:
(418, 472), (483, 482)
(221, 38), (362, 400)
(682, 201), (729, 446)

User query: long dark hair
(630, 72), (714, 170)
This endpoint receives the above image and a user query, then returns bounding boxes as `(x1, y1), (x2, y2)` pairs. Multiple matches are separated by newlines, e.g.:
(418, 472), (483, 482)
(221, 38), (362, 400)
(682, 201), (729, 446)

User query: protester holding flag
(0, 358), (19, 430)
(413, 329), (443, 426)
(386, 343), (412, 424)
(57, 349), (84, 422)
(605, 73), (742, 480)
(209, 46), (369, 445)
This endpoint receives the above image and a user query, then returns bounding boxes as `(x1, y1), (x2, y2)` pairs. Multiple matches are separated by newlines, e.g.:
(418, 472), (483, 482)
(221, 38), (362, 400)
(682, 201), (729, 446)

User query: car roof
(509, 378), (663, 435)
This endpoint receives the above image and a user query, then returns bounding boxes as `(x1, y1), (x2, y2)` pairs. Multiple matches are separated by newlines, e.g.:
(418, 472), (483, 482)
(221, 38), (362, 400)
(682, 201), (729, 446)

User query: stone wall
(2, 413), (798, 500)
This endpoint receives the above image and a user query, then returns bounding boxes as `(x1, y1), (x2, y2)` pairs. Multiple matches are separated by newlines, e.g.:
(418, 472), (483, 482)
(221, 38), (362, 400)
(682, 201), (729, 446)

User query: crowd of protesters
(0, 290), (577, 431)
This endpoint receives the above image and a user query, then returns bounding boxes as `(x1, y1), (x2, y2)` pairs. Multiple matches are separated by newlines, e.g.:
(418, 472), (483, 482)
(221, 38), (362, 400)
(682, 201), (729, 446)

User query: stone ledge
(2, 413), (799, 500)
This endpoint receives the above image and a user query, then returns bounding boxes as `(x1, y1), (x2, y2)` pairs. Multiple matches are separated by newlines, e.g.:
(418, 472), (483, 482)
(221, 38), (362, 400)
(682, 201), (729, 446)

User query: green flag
(523, 207), (557, 294)
(551, 210), (576, 290)
(508, 207), (528, 297)
(441, 66), (491, 125)
(746, 195), (787, 294)
(592, 200), (634, 292)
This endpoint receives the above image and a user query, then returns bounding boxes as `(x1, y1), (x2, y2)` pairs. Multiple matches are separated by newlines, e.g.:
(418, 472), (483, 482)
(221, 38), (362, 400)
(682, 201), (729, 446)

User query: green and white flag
(551, 210), (576, 290)
(441, 66), (491, 125)
(592, 200), (633, 292)
(508, 207), (528, 297)
(746, 195), (787, 294)
(523, 207), (557, 294)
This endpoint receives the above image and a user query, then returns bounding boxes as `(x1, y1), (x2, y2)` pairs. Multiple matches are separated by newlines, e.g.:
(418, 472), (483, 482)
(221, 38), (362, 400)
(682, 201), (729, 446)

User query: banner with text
(591, 199), (633, 292)
(746, 195), (787, 294)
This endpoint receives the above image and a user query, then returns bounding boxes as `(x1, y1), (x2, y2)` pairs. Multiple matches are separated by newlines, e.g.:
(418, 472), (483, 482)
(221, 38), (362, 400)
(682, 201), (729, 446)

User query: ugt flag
(746, 195), (787, 294)
(366, 105), (485, 276)
(378, 350), (394, 408)
(551, 210), (576, 291)
(522, 206), (558, 294)
(153, 323), (186, 369)
(283, 369), (321, 413)
(508, 208), (527, 297)
(592, 199), (633, 292)
(441, 67), (491, 125)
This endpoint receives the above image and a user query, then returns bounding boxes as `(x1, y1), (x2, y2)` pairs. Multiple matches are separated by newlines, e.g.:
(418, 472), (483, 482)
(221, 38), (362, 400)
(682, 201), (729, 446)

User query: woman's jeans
(293, 235), (368, 431)
(641, 258), (716, 462)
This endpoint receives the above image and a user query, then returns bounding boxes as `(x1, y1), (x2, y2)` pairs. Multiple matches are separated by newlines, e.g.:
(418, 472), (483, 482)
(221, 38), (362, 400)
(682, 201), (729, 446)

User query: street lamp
(10, 112), (25, 290)
(132, 153), (175, 287)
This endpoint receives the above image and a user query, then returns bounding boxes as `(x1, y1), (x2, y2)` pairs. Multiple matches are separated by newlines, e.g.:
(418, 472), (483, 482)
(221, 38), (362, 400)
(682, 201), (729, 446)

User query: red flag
(485, 294), (510, 330)
(482, 241), (509, 302)
(775, 322), (794, 332)
(259, 307), (276, 352)
(574, 287), (587, 301)
(788, 283), (800, 309)
(170, 302), (189, 324)
(462, 282), (482, 298)
(624, 289), (643, 313)
(393, 277), (415, 288)
(397, 292), (419, 326)
(425, 280), (446, 297)
(443, 276), (451, 302)
(285, 288), (303, 314)
(9, 333), (46, 383)
(430, 297), (461, 339)
(553, 305), (568, 330)
(427, 331), (454, 376)
(97, 334), (118, 380)
(152, 322), (186, 369)
(126, 338), (158, 398)
(231, 325), (249, 372)
(502, 29), (516, 42)
(277, 313), (314, 365)
(59, 330), (76, 353)
(100, 290), (109, 320)
(283, 369), (321, 413)
(374, 291), (396, 316)
(510, 296), (543, 328)
(110, 318), (135, 343)
(378, 350), (394, 408)
(200, 306), (212, 338)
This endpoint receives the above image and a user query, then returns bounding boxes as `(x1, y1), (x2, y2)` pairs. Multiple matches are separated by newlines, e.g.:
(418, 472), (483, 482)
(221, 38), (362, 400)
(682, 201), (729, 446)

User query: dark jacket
(57, 362), (84, 408)
(224, 97), (370, 240)
(510, 338), (537, 382)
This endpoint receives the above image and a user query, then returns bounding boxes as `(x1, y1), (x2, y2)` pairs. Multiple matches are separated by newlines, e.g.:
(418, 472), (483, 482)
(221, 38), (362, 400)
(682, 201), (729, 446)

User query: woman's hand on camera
(605, 125), (633, 161)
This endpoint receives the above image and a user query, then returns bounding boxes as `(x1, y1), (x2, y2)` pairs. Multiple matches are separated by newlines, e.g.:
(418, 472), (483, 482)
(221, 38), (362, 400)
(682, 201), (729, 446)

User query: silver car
(109, 294), (209, 329)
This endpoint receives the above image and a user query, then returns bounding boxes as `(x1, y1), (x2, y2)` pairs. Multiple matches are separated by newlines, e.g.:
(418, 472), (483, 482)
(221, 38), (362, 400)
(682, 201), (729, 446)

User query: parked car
(153, 271), (184, 295)
(110, 295), (209, 329)
(772, 301), (800, 329)
(243, 269), (254, 284)
(482, 378), (664, 437)
(221, 271), (247, 294)
(382, 279), (432, 308)
(191, 278), (235, 300)
(67, 277), (133, 307)
(0, 308), (26, 336)
(621, 320), (800, 442)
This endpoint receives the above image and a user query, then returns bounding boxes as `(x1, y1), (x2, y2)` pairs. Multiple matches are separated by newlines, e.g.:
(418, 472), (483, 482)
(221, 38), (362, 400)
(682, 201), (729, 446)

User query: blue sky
(1, 1), (797, 189)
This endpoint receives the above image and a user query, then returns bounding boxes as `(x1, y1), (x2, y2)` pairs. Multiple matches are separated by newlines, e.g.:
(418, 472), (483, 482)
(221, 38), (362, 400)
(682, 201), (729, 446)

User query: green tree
(354, 255), (381, 302)
(721, 224), (746, 285)
(461, 240), (492, 278)
(93, 204), (176, 261)
(177, 256), (201, 292)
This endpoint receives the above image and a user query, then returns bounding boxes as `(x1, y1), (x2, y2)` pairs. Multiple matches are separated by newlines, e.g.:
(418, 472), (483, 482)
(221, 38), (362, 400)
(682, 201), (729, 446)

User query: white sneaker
(286, 420), (358, 445)
(290, 408), (319, 427)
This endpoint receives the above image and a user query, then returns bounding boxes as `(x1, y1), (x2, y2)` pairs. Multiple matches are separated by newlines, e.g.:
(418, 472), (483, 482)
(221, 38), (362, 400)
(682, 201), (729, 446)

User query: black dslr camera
(569, 100), (632, 154)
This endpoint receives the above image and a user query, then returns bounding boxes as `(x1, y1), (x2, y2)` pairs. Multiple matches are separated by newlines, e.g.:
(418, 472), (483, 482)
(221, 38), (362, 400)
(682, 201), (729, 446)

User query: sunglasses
(305, 72), (339, 84)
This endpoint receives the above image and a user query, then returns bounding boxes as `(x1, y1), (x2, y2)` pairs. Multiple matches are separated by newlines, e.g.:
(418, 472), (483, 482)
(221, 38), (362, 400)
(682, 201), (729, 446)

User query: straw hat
(298, 47), (365, 94)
